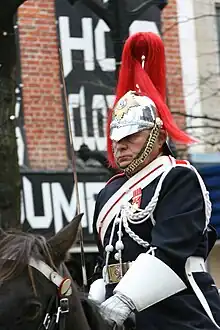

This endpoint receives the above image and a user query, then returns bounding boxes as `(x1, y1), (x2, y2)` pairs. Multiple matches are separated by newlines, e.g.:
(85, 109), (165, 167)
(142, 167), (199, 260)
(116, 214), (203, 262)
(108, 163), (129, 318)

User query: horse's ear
(48, 213), (83, 264)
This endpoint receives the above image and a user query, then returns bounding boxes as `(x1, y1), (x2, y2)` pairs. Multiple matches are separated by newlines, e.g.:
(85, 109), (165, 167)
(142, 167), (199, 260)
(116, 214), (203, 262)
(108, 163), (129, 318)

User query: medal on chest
(132, 187), (142, 209)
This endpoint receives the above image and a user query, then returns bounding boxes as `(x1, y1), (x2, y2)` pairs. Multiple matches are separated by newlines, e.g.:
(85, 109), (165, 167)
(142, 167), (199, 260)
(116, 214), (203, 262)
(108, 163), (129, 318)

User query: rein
(39, 295), (69, 330)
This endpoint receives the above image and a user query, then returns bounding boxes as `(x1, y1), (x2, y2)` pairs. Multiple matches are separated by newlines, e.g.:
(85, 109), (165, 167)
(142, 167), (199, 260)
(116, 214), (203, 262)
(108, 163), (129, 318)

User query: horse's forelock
(0, 230), (56, 281)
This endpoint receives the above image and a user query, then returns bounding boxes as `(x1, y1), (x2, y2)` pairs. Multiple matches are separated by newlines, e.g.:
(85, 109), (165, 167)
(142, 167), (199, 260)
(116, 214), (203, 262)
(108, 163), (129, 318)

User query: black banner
(55, 0), (163, 154)
(21, 171), (108, 245)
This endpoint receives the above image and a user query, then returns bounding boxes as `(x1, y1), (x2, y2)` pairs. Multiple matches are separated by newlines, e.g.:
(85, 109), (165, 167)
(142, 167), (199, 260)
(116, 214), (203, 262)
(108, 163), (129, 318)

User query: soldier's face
(112, 129), (165, 170)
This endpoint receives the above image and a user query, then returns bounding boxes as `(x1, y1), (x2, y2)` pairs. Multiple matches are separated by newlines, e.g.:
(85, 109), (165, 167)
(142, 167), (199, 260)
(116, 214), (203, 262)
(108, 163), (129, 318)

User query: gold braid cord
(124, 118), (162, 177)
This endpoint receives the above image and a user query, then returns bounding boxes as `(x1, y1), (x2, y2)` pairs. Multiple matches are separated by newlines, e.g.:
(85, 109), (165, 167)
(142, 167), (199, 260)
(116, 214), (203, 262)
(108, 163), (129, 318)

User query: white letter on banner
(85, 182), (106, 234)
(95, 20), (115, 71)
(59, 16), (94, 77)
(129, 20), (159, 36)
(51, 182), (87, 233)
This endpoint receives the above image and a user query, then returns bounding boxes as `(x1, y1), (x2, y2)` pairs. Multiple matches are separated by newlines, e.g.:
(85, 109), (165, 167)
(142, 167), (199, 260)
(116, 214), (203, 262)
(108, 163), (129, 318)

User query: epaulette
(105, 172), (125, 186)
(168, 155), (190, 167)
(175, 159), (189, 166)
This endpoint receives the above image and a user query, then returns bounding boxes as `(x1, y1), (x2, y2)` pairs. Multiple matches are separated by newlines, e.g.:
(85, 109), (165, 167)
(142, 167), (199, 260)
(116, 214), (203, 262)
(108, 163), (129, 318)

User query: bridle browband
(28, 258), (72, 330)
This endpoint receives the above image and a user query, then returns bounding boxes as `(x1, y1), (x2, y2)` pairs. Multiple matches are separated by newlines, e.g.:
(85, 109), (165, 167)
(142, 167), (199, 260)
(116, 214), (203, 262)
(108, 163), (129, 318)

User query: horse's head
(0, 214), (106, 330)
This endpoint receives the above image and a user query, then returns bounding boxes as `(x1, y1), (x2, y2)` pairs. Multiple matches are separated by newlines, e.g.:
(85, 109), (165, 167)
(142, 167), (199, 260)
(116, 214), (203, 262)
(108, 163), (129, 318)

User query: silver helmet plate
(110, 91), (159, 142)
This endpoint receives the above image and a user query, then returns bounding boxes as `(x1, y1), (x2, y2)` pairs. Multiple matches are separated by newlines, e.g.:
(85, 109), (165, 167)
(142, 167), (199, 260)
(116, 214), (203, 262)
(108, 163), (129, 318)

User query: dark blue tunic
(93, 164), (220, 330)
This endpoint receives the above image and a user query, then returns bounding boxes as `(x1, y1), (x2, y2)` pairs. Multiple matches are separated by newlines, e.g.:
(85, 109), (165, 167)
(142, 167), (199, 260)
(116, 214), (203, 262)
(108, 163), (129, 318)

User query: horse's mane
(0, 229), (56, 281)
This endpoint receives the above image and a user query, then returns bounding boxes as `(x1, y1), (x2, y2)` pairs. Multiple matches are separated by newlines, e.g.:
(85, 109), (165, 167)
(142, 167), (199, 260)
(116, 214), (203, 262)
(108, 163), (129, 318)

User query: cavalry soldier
(89, 32), (220, 330)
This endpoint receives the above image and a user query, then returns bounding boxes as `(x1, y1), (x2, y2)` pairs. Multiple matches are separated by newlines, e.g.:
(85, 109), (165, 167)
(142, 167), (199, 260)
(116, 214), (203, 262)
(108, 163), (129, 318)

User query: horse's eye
(24, 301), (42, 320)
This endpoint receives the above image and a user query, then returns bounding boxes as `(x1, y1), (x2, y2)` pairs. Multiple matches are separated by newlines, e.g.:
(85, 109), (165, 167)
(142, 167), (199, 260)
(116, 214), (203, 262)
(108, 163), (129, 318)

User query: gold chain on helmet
(124, 118), (162, 177)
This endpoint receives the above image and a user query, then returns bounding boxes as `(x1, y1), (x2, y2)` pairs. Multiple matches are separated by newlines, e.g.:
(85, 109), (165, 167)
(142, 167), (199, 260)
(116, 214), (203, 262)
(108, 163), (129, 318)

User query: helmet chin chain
(118, 118), (163, 177)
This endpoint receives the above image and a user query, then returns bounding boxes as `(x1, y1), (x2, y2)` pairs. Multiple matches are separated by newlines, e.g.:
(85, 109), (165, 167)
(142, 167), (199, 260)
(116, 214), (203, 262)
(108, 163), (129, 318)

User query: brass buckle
(107, 263), (130, 284)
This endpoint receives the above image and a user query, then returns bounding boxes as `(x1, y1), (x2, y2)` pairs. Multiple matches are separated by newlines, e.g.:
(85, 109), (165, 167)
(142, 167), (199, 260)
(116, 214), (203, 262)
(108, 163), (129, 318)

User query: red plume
(107, 32), (196, 167)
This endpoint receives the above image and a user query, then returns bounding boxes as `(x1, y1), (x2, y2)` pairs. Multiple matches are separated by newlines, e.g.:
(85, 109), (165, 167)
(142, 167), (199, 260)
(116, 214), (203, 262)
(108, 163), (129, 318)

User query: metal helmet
(110, 91), (161, 142)
(110, 91), (163, 176)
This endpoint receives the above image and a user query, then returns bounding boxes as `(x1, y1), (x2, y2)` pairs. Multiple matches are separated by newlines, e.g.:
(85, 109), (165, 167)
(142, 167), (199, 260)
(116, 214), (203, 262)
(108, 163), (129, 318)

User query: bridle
(39, 295), (69, 330)
(29, 258), (73, 330)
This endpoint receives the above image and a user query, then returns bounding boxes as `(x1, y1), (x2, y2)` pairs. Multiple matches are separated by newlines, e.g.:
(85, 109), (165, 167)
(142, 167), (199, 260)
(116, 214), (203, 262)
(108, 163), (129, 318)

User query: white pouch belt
(186, 256), (206, 273)
(185, 256), (220, 329)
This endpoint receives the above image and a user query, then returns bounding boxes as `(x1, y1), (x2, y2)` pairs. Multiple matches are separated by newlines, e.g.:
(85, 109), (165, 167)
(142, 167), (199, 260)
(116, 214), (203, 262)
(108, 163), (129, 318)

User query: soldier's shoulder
(162, 158), (201, 190)
(96, 172), (126, 204)
(105, 172), (126, 186)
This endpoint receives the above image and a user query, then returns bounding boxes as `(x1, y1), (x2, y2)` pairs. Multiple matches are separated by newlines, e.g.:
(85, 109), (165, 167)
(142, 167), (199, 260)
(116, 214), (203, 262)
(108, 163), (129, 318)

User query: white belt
(103, 262), (133, 285)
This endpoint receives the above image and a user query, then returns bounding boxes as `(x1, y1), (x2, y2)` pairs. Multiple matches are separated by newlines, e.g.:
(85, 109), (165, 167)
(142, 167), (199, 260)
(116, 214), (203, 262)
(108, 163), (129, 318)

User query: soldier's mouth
(117, 155), (132, 162)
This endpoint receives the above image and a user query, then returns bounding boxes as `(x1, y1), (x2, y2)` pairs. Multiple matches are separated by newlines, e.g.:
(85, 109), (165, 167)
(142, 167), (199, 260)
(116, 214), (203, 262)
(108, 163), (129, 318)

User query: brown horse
(0, 214), (110, 330)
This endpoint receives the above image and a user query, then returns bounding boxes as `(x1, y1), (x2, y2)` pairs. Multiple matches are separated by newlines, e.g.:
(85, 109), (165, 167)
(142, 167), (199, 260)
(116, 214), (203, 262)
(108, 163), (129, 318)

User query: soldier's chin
(116, 159), (132, 169)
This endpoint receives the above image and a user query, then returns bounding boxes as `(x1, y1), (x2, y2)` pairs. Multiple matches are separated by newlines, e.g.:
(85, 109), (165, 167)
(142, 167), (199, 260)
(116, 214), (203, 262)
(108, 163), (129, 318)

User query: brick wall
(18, 0), (68, 170)
(162, 0), (187, 156)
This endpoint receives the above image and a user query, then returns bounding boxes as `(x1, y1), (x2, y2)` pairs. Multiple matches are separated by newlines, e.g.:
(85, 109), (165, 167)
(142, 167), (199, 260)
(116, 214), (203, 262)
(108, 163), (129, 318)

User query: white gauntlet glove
(100, 293), (135, 327)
